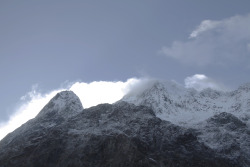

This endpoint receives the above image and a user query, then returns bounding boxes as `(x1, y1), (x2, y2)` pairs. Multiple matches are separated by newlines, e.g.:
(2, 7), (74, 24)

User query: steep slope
(122, 80), (250, 166)
(0, 91), (240, 167)
(0, 91), (83, 157)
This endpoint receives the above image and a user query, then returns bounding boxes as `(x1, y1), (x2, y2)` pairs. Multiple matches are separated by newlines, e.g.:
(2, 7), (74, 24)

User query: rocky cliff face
(122, 81), (250, 166)
(0, 82), (249, 167)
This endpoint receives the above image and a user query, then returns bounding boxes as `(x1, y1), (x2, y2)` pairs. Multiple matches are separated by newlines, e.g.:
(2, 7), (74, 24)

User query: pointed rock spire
(36, 91), (83, 119)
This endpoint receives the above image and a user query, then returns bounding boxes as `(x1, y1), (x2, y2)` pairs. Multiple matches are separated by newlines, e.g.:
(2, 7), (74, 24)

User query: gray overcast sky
(1, 0), (250, 123)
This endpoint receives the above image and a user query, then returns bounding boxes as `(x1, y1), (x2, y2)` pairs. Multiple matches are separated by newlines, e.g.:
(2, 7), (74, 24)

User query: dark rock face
(0, 103), (238, 166)
(0, 91), (248, 167)
(207, 112), (246, 129)
(198, 112), (250, 166)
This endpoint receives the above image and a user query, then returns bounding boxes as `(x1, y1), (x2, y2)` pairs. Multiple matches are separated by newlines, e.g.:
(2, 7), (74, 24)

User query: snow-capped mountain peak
(36, 90), (83, 119)
(122, 80), (250, 127)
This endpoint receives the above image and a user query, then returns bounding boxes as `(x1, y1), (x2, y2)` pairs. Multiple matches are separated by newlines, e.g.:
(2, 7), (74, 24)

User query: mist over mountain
(0, 80), (249, 167)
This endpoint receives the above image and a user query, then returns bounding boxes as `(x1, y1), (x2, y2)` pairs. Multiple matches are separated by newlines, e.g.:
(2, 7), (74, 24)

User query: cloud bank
(0, 78), (140, 140)
(160, 13), (250, 66)
(69, 78), (140, 108)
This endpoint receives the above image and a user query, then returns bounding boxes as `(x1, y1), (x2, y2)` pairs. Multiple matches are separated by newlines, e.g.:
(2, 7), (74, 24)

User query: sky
(1, 0), (250, 139)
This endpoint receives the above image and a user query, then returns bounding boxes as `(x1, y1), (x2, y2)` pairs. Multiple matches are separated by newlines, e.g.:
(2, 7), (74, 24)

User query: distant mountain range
(0, 81), (249, 167)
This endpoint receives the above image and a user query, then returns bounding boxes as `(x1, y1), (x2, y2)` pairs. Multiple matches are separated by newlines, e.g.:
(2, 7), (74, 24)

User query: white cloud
(184, 74), (227, 91)
(123, 78), (157, 97)
(160, 13), (250, 66)
(0, 78), (140, 140)
(69, 78), (140, 108)
(189, 20), (219, 38)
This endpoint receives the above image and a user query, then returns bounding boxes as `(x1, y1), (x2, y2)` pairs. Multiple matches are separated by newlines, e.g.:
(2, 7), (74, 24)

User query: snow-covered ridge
(121, 80), (250, 127)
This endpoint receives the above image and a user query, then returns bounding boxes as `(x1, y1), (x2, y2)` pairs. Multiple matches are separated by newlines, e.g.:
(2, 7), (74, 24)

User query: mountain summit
(122, 80), (250, 126)
(0, 81), (249, 167)
(36, 90), (83, 119)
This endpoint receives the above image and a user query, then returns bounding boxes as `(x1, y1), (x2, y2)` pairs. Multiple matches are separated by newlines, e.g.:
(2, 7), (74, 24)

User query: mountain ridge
(0, 81), (249, 167)
(122, 80), (250, 126)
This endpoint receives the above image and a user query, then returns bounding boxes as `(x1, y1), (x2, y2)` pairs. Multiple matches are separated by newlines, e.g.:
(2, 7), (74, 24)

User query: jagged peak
(54, 90), (79, 100)
(123, 79), (185, 100)
(121, 79), (250, 127)
(36, 90), (83, 119)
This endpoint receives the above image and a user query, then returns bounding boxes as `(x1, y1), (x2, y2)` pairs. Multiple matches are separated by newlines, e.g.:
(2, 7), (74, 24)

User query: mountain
(122, 80), (250, 166)
(0, 82), (249, 167)
(0, 91), (83, 158)
(122, 80), (250, 126)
